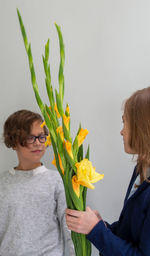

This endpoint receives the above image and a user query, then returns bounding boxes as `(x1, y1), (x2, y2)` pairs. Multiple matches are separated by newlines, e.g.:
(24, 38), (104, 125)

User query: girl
(2, 109), (75, 256)
(66, 87), (150, 256)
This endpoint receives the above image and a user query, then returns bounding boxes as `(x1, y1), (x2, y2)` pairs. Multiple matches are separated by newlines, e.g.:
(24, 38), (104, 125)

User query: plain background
(1, 0), (150, 255)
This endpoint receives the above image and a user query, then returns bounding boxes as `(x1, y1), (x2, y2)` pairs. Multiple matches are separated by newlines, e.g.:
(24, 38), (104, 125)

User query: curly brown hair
(124, 87), (150, 183)
(3, 109), (48, 148)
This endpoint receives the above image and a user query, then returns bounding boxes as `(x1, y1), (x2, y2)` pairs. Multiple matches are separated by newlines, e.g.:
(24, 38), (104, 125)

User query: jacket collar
(124, 167), (138, 203)
(124, 166), (150, 205)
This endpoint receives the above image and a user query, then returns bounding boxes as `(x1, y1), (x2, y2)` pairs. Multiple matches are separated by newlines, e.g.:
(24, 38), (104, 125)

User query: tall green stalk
(17, 8), (92, 256)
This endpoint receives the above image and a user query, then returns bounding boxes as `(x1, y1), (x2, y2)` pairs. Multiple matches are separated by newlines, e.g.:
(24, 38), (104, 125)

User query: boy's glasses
(26, 134), (47, 144)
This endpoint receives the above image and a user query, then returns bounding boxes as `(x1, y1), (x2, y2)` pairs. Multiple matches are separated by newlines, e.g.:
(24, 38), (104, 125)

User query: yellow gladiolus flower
(75, 159), (104, 189)
(54, 103), (61, 118)
(52, 154), (64, 175)
(45, 134), (51, 147)
(65, 140), (74, 159)
(56, 126), (64, 141)
(40, 121), (46, 128)
(77, 128), (89, 147)
(72, 175), (80, 198)
(63, 114), (70, 130)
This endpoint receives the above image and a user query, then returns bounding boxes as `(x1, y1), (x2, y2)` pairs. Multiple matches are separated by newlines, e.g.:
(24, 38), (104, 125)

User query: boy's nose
(34, 137), (41, 145)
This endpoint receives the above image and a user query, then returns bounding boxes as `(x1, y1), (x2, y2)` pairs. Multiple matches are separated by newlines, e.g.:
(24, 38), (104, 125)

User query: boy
(2, 109), (75, 256)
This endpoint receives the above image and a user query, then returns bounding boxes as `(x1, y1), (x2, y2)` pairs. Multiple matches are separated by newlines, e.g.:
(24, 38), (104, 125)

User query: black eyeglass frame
(26, 134), (47, 144)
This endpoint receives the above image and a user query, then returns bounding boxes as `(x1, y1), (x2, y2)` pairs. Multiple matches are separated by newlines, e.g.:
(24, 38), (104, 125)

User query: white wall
(1, 0), (150, 255)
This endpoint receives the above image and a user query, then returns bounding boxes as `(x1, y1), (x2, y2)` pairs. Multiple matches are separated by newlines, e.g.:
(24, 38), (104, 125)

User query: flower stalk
(17, 9), (104, 256)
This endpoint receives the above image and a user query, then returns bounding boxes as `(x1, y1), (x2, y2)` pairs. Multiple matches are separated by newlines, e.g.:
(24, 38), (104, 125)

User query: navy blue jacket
(87, 167), (150, 256)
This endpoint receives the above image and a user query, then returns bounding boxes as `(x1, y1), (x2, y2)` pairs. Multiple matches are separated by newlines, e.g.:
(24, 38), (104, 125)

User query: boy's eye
(39, 135), (47, 142)
(26, 136), (35, 143)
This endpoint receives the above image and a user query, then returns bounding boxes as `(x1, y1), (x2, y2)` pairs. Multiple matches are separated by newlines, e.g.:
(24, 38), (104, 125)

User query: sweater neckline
(9, 165), (48, 176)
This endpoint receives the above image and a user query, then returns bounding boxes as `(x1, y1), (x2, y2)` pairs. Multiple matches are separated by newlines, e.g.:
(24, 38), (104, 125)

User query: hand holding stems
(66, 207), (102, 235)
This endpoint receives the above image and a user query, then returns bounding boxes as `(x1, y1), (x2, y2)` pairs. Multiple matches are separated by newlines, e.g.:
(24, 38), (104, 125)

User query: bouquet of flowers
(17, 9), (104, 256)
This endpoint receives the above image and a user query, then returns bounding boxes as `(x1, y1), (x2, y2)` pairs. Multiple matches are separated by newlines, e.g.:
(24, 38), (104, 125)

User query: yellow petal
(52, 156), (56, 167)
(45, 134), (51, 147)
(90, 173), (104, 183)
(65, 141), (74, 159)
(78, 179), (95, 189)
(72, 175), (80, 198)
(58, 154), (64, 175)
(77, 128), (88, 147)
(56, 126), (64, 141)
(40, 121), (46, 128)
(75, 158), (104, 190)
(51, 154), (64, 175)
(63, 114), (70, 130)
(54, 103), (61, 118)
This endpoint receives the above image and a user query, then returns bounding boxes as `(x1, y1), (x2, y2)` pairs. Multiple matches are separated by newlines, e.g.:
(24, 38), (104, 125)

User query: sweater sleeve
(55, 175), (75, 256)
(87, 205), (150, 256)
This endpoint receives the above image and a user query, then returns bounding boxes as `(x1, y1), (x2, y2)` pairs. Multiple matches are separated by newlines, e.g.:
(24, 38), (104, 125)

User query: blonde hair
(124, 87), (150, 183)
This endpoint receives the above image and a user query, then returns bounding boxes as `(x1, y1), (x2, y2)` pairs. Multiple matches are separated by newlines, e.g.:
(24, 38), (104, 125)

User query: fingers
(86, 206), (92, 212)
(93, 210), (102, 220)
(66, 208), (84, 217)
(66, 206), (92, 216)
(66, 209), (86, 234)
(66, 209), (85, 223)
(66, 216), (83, 233)
(65, 207), (100, 235)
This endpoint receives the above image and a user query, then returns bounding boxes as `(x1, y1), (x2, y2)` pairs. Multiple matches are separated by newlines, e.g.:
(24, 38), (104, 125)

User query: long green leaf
(17, 9), (44, 113)
(17, 9), (29, 52)
(50, 135), (63, 179)
(55, 89), (64, 116)
(85, 145), (90, 159)
(55, 23), (65, 102)
(45, 104), (58, 129)
(43, 107), (56, 143)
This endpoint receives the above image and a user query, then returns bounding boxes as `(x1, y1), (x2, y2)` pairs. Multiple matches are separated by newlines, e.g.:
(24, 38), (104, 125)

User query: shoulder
(44, 166), (61, 178)
(0, 170), (10, 179)
(43, 167), (65, 200)
(144, 182), (150, 200)
(42, 166), (63, 185)
(0, 170), (12, 187)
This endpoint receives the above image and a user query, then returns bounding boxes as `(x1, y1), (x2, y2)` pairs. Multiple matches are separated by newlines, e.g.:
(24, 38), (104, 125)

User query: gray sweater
(0, 165), (75, 256)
